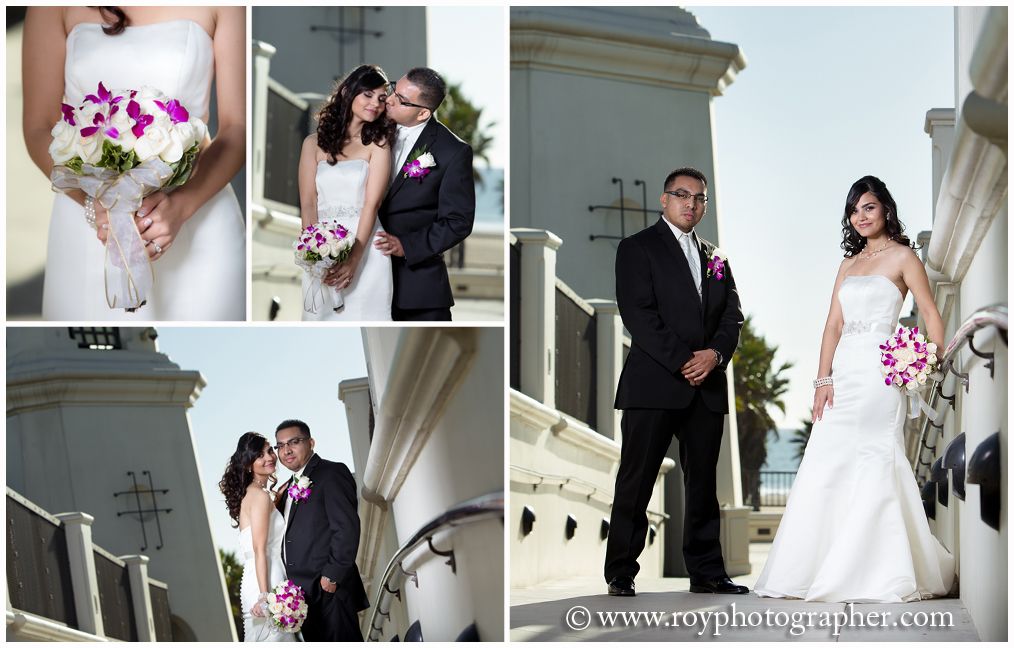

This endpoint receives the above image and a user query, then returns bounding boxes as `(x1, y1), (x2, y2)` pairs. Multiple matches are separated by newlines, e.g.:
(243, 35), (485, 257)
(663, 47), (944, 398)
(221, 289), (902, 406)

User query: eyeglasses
(664, 189), (709, 205)
(387, 82), (434, 111)
(274, 436), (309, 452)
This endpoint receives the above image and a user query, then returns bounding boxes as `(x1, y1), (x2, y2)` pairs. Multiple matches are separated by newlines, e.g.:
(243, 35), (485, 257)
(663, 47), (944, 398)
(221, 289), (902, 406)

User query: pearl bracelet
(813, 376), (833, 389)
(84, 196), (97, 230)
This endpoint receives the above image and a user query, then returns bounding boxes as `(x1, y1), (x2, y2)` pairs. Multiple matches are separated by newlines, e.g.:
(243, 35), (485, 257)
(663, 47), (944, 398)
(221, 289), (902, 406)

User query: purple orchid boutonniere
(707, 248), (728, 280)
(288, 476), (312, 503)
(402, 147), (436, 181)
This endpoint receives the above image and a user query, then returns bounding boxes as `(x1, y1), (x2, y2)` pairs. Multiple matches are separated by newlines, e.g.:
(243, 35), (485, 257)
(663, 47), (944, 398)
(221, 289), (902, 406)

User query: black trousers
(604, 394), (728, 583)
(392, 305), (452, 321)
(299, 592), (363, 641)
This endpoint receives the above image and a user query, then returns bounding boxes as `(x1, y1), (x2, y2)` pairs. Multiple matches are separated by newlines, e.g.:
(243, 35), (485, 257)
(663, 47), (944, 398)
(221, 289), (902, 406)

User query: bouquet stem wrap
(302, 260), (345, 315)
(906, 371), (944, 421)
(52, 159), (173, 311)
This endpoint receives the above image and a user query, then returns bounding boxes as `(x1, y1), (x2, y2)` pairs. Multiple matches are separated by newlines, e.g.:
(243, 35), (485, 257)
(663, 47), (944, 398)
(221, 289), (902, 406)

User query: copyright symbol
(565, 605), (591, 631)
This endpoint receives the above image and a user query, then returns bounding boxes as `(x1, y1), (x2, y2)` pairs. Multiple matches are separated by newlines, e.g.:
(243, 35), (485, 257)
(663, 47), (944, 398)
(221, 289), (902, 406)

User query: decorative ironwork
(68, 327), (123, 350)
(425, 536), (456, 574)
(588, 177), (658, 241)
(113, 471), (172, 551)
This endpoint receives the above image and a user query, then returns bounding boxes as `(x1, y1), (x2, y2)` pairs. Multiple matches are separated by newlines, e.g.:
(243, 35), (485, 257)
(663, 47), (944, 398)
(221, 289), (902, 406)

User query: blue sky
(428, 6), (506, 168)
(685, 6), (955, 428)
(154, 327), (367, 553)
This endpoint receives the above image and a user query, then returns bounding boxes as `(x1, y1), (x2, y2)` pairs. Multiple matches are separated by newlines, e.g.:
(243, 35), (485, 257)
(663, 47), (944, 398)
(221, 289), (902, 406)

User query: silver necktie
(680, 233), (702, 298)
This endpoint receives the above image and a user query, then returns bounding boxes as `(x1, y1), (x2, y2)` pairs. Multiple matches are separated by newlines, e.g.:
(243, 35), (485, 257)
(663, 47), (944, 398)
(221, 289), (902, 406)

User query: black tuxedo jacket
(614, 218), (744, 413)
(277, 454), (369, 612)
(380, 119), (475, 310)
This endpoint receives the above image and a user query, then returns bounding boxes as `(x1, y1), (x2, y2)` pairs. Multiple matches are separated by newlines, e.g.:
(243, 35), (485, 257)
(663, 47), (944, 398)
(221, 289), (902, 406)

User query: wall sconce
(920, 481), (936, 519)
(600, 518), (610, 541)
(943, 432), (966, 501)
(648, 524), (658, 546)
(565, 515), (578, 540)
(520, 506), (535, 537)
(967, 431), (1001, 531)
(930, 457), (949, 507)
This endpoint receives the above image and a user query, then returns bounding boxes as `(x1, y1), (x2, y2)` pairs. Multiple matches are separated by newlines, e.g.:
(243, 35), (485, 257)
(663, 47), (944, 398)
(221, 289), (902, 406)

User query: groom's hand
(374, 232), (405, 257)
(681, 350), (718, 386)
(320, 575), (337, 594)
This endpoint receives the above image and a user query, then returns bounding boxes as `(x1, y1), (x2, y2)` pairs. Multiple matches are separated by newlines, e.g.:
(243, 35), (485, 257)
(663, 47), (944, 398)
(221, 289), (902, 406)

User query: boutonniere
(707, 248), (728, 280)
(288, 476), (312, 503)
(401, 147), (436, 181)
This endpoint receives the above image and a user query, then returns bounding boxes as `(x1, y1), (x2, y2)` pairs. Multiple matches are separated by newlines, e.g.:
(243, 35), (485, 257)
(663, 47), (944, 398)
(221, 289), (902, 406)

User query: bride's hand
(134, 191), (190, 261)
(813, 385), (834, 421)
(94, 203), (111, 244)
(250, 593), (268, 618)
(328, 245), (364, 290)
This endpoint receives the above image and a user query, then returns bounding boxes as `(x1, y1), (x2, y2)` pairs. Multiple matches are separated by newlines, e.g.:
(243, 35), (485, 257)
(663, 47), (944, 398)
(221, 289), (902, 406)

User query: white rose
(915, 333), (926, 343)
(269, 601), (283, 615)
(926, 342), (938, 355)
(712, 247), (729, 261)
(75, 133), (103, 164)
(133, 125), (171, 162)
(109, 110), (137, 151)
(906, 366), (917, 376)
(905, 379), (919, 391)
(162, 130), (186, 163)
(77, 102), (103, 125)
(190, 119), (208, 147)
(135, 86), (166, 102)
(917, 373), (928, 384)
(49, 121), (78, 163)
(893, 347), (916, 365)
(894, 375), (904, 386)
(297, 476), (311, 488)
(416, 152), (436, 168)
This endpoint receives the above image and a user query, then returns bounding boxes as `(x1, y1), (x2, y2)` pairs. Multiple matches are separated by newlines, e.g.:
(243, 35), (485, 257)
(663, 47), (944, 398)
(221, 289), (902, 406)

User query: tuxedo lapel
(699, 240), (712, 317)
(284, 454), (320, 535)
(654, 218), (703, 316)
(385, 119), (439, 204)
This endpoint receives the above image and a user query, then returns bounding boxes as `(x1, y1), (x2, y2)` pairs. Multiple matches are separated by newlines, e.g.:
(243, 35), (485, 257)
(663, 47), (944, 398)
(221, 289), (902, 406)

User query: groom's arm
(321, 462), (361, 586)
(616, 236), (695, 374)
(398, 144), (475, 267)
(707, 260), (744, 371)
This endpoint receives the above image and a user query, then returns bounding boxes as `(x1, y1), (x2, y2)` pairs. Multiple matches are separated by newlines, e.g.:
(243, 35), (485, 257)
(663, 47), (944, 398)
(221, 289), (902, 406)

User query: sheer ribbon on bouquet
(52, 159), (174, 311)
(301, 259), (344, 315)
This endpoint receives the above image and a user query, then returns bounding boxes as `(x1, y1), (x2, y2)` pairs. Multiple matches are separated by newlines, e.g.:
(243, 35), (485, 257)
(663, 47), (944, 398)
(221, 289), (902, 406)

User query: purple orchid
(60, 103), (77, 126)
(83, 82), (124, 108)
(126, 100), (154, 137)
(707, 255), (726, 281)
(80, 112), (119, 139)
(154, 98), (190, 124)
(402, 159), (431, 181)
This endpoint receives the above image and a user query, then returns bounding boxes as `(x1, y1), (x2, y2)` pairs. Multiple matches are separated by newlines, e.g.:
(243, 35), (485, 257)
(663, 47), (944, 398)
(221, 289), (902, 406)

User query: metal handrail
(913, 304), (1007, 482)
(365, 492), (503, 641)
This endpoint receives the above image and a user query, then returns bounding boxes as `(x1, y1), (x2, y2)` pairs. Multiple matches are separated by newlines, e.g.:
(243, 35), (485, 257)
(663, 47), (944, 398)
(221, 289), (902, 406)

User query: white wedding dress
(42, 20), (246, 321)
(301, 159), (393, 321)
(755, 275), (954, 602)
(239, 506), (296, 642)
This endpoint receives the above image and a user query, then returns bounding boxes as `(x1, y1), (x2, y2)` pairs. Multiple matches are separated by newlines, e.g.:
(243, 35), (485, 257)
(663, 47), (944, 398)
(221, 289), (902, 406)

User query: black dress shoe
(689, 577), (750, 594)
(607, 576), (636, 596)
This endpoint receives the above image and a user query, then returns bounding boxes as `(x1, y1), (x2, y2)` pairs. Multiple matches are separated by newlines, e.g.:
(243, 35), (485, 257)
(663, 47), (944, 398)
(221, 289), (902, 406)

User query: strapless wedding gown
(754, 275), (954, 602)
(239, 507), (296, 642)
(301, 159), (393, 321)
(42, 20), (245, 321)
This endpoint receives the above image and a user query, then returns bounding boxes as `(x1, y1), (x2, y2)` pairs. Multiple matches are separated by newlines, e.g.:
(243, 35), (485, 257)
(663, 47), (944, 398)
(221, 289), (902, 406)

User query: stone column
(512, 228), (563, 408)
(586, 299), (623, 441)
(121, 555), (155, 641)
(339, 377), (373, 500)
(54, 512), (103, 637)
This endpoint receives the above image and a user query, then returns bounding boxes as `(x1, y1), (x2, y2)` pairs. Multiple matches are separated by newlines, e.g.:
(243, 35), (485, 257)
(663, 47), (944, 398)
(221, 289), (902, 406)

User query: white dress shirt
(282, 464), (308, 563)
(662, 218), (702, 299)
(390, 119), (431, 185)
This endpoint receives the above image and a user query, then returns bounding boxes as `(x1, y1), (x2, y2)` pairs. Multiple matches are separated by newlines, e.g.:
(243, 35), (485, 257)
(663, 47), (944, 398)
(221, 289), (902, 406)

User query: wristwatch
(710, 348), (723, 366)
(323, 576), (336, 584)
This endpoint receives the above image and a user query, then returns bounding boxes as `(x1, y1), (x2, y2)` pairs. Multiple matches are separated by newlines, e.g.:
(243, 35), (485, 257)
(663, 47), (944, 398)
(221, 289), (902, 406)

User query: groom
(275, 420), (368, 640)
(374, 67), (476, 321)
(605, 167), (748, 596)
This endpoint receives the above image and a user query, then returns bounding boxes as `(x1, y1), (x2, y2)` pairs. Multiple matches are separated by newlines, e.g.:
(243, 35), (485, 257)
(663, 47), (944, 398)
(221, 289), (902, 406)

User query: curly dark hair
(96, 7), (127, 35)
(840, 175), (915, 258)
(219, 432), (277, 527)
(316, 64), (396, 165)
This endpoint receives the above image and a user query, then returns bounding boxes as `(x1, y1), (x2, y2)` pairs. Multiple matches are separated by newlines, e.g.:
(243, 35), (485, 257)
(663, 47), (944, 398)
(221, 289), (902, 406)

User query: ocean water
(758, 428), (803, 498)
(475, 167), (503, 225)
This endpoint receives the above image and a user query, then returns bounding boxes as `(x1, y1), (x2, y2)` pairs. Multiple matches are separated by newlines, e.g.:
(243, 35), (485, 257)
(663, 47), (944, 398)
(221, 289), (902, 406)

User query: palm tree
(790, 417), (814, 462)
(219, 548), (244, 640)
(438, 82), (495, 187)
(733, 317), (793, 509)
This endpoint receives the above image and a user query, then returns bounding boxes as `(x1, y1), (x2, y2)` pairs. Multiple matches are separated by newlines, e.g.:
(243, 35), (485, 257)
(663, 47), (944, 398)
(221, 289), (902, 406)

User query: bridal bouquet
(49, 82), (206, 311)
(259, 580), (308, 636)
(293, 220), (355, 314)
(879, 325), (942, 419)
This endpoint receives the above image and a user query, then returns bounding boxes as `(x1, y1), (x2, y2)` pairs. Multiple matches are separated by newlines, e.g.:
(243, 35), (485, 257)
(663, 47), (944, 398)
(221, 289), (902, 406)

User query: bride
(220, 433), (296, 642)
(298, 64), (394, 321)
(22, 7), (246, 321)
(754, 176), (955, 602)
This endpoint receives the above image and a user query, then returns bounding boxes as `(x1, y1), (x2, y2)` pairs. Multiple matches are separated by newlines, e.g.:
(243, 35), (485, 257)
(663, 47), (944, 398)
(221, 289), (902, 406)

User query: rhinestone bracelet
(84, 196), (97, 230)
(813, 376), (833, 389)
